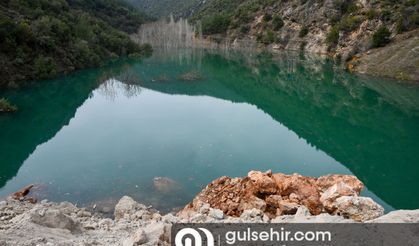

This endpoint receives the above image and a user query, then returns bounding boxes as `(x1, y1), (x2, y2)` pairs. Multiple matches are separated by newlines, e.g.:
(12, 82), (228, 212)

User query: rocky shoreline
(1, 171), (418, 245)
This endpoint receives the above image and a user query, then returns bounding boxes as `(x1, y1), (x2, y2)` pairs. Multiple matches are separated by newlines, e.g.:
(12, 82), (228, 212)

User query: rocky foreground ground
(1, 171), (418, 245)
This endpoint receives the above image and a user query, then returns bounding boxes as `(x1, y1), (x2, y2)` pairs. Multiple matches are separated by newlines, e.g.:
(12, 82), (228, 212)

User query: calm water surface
(1, 49), (418, 212)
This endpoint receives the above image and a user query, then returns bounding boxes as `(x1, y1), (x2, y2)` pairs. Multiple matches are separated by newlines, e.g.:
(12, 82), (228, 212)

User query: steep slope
(69, 0), (151, 34)
(0, 0), (152, 88)
(189, 0), (418, 81)
(349, 29), (419, 81)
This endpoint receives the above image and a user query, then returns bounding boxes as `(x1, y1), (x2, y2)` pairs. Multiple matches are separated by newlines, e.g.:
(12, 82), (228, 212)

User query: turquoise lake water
(1, 49), (419, 212)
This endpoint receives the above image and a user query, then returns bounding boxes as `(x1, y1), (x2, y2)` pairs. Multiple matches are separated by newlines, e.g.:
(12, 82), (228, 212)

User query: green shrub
(396, 18), (404, 33)
(334, 0), (359, 14)
(408, 13), (419, 26)
(372, 26), (391, 47)
(380, 9), (392, 21)
(202, 14), (231, 35)
(339, 15), (363, 31)
(0, 98), (18, 112)
(300, 41), (307, 51)
(229, 20), (240, 29)
(326, 26), (340, 44)
(405, 0), (417, 7)
(299, 26), (309, 37)
(330, 13), (344, 25)
(240, 25), (250, 33)
(272, 16), (284, 30)
(261, 29), (275, 44)
(34, 56), (57, 79)
(236, 12), (253, 24)
(256, 32), (263, 42)
(366, 9), (377, 20)
(346, 3), (359, 14)
(263, 14), (272, 22)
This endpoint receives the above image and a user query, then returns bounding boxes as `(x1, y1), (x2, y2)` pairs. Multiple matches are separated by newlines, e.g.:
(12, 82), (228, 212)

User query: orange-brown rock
(178, 171), (364, 219)
(278, 200), (300, 215)
(182, 176), (261, 217)
(265, 195), (282, 217)
(273, 173), (322, 215)
(247, 170), (277, 195)
(12, 184), (34, 200)
(316, 174), (364, 193)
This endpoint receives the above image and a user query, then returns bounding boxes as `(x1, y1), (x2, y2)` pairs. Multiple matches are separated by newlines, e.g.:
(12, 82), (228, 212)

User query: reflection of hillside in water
(136, 49), (419, 209)
(1, 48), (418, 210)
(0, 61), (138, 189)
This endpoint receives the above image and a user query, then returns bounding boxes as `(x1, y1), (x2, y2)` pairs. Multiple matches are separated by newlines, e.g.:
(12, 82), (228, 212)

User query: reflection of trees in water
(149, 48), (205, 68)
(135, 49), (419, 210)
(206, 49), (419, 115)
(98, 71), (143, 100)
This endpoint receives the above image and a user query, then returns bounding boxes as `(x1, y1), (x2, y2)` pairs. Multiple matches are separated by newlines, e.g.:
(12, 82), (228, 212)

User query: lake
(1, 48), (418, 213)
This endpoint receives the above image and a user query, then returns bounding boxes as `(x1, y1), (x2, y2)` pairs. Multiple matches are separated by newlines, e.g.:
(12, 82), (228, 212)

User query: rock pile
(178, 170), (383, 222)
(0, 196), (175, 245)
(0, 171), (418, 245)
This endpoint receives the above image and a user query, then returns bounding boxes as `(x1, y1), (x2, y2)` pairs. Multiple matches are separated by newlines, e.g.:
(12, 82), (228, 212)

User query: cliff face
(189, 0), (419, 81)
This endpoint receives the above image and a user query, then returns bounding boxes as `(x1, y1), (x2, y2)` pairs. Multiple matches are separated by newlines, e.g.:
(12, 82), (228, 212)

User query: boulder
(208, 208), (224, 220)
(143, 222), (170, 245)
(273, 173), (322, 215)
(57, 202), (78, 215)
(153, 177), (181, 193)
(12, 184), (34, 200)
(30, 207), (81, 233)
(367, 209), (419, 223)
(278, 200), (300, 215)
(162, 213), (180, 224)
(265, 195), (283, 216)
(198, 203), (211, 214)
(77, 210), (91, 218)
(247, 170), (278, 194)
(320, 182), (359, 212)
(237, 196), (266, 213)
(123, 228), (148, 246)
(114, 196), (147, 220)
(333, 196), (384, 222)
(265, 195), (282, 205)
(179, 176), (262, 217)
(316, 174), (364, 193)
(240, 209), (264, 222)
(294, 206), (311, 218)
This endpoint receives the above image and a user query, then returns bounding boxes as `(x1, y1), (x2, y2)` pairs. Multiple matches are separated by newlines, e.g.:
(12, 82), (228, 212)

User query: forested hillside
(0, 0), (152, 88)
(126, 0), (201, 18)
(190, 0), (418, 76)
(191, 0), (418, 37)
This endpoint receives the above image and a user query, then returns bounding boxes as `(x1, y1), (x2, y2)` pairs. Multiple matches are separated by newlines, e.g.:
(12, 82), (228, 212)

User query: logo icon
(175, 227), (215, 246)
